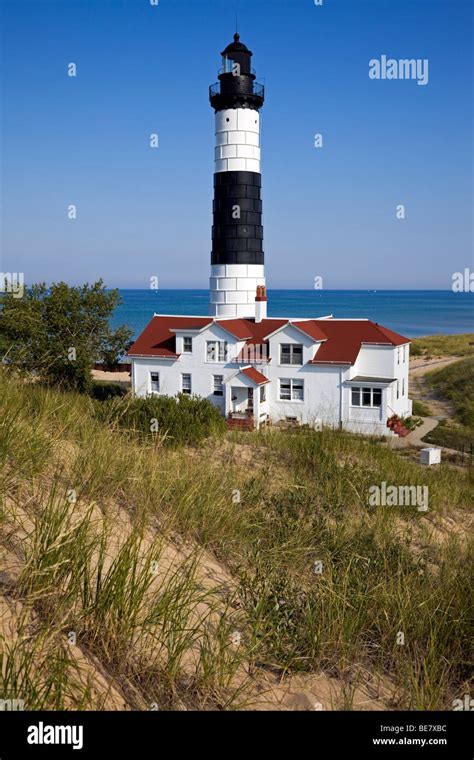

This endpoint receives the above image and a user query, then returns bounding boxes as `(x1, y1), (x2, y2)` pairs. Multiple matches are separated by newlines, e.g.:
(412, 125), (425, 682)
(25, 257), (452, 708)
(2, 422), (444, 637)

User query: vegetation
(0, 372), (472, 711)
(90, 380), (128, 401)
(425, 358), (474, 428)
(412, 399), (432, 417)
(411, 333), (474, 358)
(0, 280), (133, 393)
(96, 394), (227, 447)
(423, 422), (473, 455)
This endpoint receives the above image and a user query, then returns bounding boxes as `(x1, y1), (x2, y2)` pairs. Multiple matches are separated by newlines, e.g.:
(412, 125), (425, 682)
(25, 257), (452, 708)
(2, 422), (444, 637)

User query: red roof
(127, 316), (212, 357)
(127, 315), (410, 365)
(292, 320), (328, 342)
(216, 319), (254, 339)
(309, 320), (409, 365)
(219, 318), (288, 343)
(240, 366), (271, 385)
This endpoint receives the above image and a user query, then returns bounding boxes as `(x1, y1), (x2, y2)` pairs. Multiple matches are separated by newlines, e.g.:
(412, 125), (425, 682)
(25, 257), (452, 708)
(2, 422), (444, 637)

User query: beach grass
(1, 371), (472, 710)
(410, 333), (474, 358)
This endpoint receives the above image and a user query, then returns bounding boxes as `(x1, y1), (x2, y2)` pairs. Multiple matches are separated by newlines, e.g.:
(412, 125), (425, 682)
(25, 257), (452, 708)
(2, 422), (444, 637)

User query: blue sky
(1, 0), (472, 289)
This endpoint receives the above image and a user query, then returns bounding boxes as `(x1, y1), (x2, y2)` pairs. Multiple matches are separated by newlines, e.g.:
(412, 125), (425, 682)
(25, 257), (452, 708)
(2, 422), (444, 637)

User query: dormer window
(280, 344), (303, 365)
(183, 336), (193, 353)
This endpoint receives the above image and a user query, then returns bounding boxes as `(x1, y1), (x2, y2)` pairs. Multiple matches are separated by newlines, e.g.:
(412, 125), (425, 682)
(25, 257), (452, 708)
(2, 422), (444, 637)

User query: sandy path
(92, 370), (131, 384)
(409, 355), (459, 420)
(409, 355), (461, 376)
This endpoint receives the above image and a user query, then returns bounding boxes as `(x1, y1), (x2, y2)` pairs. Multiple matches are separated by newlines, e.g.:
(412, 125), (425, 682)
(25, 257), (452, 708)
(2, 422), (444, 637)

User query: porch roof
(347, 376), (396, 384)
(225, 366), (270, 386)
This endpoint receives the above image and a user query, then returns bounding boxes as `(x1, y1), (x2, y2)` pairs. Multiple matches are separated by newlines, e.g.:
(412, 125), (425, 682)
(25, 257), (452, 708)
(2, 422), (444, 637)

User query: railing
(209, 82), (265, 100)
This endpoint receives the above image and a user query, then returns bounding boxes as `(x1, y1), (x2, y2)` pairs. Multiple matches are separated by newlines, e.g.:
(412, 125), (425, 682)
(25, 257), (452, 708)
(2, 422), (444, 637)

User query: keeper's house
(127, 33), (412, 435)
(127, 310), (412, 435)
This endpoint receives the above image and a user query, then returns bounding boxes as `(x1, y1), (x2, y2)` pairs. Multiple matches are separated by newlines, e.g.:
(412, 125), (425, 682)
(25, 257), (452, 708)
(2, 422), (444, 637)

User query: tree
(0, 280), (133, 392)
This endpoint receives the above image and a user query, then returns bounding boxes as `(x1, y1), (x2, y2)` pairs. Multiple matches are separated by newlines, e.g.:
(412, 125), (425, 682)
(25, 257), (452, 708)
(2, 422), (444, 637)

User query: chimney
(255, 285), (267, 323)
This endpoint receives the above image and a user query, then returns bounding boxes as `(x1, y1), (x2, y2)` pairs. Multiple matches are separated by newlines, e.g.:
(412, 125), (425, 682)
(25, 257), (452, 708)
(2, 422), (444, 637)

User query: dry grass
(1, 372), (472, 710)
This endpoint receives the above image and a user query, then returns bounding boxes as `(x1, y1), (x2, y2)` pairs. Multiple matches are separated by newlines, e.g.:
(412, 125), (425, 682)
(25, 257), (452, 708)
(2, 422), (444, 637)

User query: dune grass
(425, 358), (474, 428)
(1, 372), (473, 710)
(410, 333), (474, 358)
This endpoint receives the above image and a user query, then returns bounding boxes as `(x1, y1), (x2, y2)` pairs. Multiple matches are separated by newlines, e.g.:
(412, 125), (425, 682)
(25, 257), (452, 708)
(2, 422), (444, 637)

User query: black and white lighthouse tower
(209, 33), (266, 319)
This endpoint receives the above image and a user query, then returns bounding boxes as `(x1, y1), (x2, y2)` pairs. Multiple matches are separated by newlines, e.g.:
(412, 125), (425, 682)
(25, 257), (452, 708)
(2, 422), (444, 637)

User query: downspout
(339, 367), (343, 429)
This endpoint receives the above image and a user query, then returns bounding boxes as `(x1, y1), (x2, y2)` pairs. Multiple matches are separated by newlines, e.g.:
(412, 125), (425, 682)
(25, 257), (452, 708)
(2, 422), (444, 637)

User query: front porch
(224, 367), (270, 431)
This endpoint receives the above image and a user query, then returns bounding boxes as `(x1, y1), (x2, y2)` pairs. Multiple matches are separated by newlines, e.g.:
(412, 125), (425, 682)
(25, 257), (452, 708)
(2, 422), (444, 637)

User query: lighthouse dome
(221, 33), (252, 56)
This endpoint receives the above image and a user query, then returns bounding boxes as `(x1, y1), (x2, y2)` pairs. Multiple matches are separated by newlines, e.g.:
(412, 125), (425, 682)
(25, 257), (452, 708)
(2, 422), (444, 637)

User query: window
(222, 56), (235, 73)
(150, 372), (160, 393)
(292, 380), (304, 401)
(402, 378), (405, 397)
(181, 374), (192, 395)
(279, 379), (291, 400)
(260, 384), (266, 403)
(403, 345), (407, 363)
(279, 378), (304, 401)
(280, 344), (303, 365)
(206, 340), (228, 362)
(213, 375), (224, 396)
(351, 386), (382, 408)
(372, 388), (382, 407)
(183, 336), (193, 353)
(396, 381), (400, 399)
(397, 348), (401, 365)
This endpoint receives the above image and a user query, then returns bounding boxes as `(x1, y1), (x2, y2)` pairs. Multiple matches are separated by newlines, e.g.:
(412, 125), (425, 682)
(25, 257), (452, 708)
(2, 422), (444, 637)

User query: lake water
(113, 290), (473, 340)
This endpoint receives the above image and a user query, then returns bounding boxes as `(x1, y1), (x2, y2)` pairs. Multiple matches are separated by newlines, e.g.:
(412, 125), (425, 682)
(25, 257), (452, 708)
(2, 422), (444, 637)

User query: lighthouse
(209, 33), (266, 319)
(128, 32), (412, 437)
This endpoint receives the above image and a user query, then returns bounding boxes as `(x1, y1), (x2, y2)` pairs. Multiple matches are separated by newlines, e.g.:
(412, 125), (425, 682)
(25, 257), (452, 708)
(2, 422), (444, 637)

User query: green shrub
(412, 399), (432, 417)
(97, 393), (226, 447)
(90, 380), (128, 401)
(403, 416), (423, 431)
(409, 343), (423, 357)
(423, 423), (474, 453)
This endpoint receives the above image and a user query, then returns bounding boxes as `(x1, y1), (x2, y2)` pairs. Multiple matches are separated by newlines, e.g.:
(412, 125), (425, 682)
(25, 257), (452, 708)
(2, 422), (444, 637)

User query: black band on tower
(211, 171), (264, 266)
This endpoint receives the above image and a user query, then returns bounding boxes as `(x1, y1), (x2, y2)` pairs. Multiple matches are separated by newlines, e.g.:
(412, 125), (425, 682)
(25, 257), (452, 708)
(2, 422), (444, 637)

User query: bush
(97, 393), (226, 447)
(412, 399), (431, 417)
(90, 381), (128, 401)
(410, 343), (423, 357)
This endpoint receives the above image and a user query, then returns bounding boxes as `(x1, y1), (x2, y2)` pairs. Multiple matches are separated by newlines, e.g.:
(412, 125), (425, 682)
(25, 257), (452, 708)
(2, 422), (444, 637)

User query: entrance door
(247, 387), (254, 413)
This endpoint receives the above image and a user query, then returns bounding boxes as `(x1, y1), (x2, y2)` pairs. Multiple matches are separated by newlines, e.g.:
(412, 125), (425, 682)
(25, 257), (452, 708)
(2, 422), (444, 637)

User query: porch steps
(226, 417), (255, 431)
